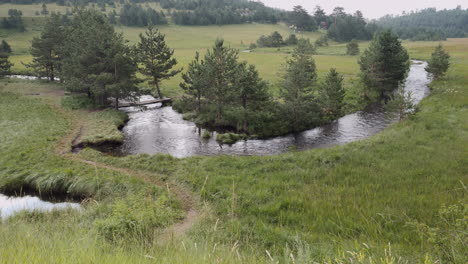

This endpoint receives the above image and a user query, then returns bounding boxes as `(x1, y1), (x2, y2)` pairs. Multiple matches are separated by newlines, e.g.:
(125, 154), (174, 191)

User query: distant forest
(1, 0), (467, 41)
(377, 7), (468, 40)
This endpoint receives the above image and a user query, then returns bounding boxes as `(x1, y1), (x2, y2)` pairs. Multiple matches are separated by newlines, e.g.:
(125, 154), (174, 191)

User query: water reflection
(114, 61), (430, 158)
(0, 194), (81, 219)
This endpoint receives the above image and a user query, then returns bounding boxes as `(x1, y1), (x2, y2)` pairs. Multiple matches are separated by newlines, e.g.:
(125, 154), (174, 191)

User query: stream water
(0, 194), (81, 219)
(110, 61), (430, 158)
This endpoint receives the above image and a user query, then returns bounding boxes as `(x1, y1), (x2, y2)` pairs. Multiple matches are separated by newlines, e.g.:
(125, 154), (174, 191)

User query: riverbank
(0, 39), (467, 262)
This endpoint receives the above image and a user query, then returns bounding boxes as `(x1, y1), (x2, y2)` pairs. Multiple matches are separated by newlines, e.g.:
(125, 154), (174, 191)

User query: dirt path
(54, 106), (200, 241)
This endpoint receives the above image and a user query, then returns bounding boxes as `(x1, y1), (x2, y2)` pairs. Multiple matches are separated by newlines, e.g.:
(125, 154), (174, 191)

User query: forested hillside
(377, 7), (468, 40)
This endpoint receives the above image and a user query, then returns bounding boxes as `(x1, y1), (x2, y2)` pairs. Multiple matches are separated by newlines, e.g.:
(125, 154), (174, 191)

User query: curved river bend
(111, 61), (430, 158)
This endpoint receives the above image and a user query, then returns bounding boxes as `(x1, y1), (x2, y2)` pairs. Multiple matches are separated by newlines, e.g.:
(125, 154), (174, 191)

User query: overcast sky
(259, 0), (464, 19)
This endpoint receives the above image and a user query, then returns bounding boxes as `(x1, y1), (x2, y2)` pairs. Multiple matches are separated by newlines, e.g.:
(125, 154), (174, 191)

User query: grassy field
(0, 38), (466, 262)
(0, 9), (467, 263)
(1, 18), (363, 97)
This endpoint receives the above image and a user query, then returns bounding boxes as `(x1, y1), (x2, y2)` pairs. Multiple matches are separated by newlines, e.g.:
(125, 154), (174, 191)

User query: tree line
(174, 29), (450, 140)
(1, 9), (25, 31)
(24, 9), (180, 106)
(377, 7), (468, 40)
(109, 3), (167, 26)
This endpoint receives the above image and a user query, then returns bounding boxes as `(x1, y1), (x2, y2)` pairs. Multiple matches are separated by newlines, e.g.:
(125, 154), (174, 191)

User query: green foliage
(136, 25), (181, 98)
(425, 44), (450, 80)
(216, 133), (247, 145)
(26, 13), (64, 81)
(296, 38), (316, 55)
(288, 5), (316, 32)
(60, 94), (96, 110)
(1, 9), (25, 31)
(178, 39), (274, 139)
(95, 191), (183, 242)
(377, 7), (468, 40)
(280, 48), (321, 132)
(315, 34), (329, 47)
(118, 3), (167, 27)
(167, 0), (282, 25)
(385, 86), (414, 120)
(256, 31), (284, 48)
(320, 68), (345, 119)
(327, 9), (378, 42)
(359, 30), (410, 99)
(0, 40), (12, 54)
(346, 40), (360, 55)
(61, 9), (140, 105)
(0, 52), (13, 77)
(284, 34), (298, 45)
(407, 202), (467, 263)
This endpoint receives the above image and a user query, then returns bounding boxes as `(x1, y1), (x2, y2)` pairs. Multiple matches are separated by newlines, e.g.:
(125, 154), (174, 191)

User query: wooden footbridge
(112, 97), (172, 108)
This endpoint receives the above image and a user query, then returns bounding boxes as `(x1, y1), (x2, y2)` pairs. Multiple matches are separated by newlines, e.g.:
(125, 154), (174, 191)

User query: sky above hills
(260, 0), (464, 19)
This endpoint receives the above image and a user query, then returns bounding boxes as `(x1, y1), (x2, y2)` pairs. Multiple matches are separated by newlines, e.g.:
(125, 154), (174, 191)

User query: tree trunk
(115, 97), (119, 110)
(154, 78), (162, 98)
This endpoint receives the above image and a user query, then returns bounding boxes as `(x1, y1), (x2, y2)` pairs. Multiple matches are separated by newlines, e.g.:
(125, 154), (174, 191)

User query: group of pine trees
(175, 29), (451, 138)
(110, 3), (167, 26)
(1, 9), (25, 31)
(175, 39), (346, 137)
(26, 10), (180, 106)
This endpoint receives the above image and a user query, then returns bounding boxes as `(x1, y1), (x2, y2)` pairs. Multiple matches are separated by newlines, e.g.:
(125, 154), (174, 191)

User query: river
(110, 61), (430, 158)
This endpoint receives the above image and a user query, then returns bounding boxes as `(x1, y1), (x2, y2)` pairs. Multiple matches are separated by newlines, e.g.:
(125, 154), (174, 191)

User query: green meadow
(0, 6), (467, 263)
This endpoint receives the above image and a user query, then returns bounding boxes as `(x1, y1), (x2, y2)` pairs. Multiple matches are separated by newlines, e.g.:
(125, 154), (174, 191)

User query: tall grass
(77, 40), (468, 262)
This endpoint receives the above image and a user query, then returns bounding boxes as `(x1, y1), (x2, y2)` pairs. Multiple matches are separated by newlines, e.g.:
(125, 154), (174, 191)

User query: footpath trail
(52, 104), (200, 241)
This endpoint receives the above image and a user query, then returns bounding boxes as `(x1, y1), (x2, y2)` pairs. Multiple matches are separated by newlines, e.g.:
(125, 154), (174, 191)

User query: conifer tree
(202, 39), (239, 122)
(235, 62), (270, 131)
(0, 53), (13, 78)
(320, 68), (345, 119)
(280, 47), (320, 132)
(180, 52), (206, 113)
(425, 44), (450, 80)
(0, 40), (12, 54)
(359, 30), (409, 99)
(27, 14), (64, 81)
(346, 40), (359, 55)
(136, 25), (181, 98)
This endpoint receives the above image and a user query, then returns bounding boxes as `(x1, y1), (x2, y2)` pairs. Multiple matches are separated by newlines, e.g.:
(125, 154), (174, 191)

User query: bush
(346, 40), (360, 55)
(216, 133), (247, 145)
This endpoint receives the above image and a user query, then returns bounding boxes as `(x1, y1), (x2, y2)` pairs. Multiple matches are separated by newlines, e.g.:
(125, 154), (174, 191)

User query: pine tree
(280, 48), (320, 132)
(359, 30), (410, 100)
(346, 40), (359, 55)
(180, 52), (206, 113)
(289, 5), (316, 32)
(0, 40), (12, 54)
(0, 53), (13, 78)
(235, 62), (270, 131)
(26, 14), (64, 81)
(202, 39), (239, 123)
(296, 38), (316, 55)
(385, 86), (414, 120)
(136, 25), (181, 98)
(61, 9), (140, 105)
(425, 44), (450, 80)
(320, 68), (345, 119)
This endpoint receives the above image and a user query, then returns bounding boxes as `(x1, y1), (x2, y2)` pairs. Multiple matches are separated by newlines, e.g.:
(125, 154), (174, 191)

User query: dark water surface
(112, 61), (431, 158)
